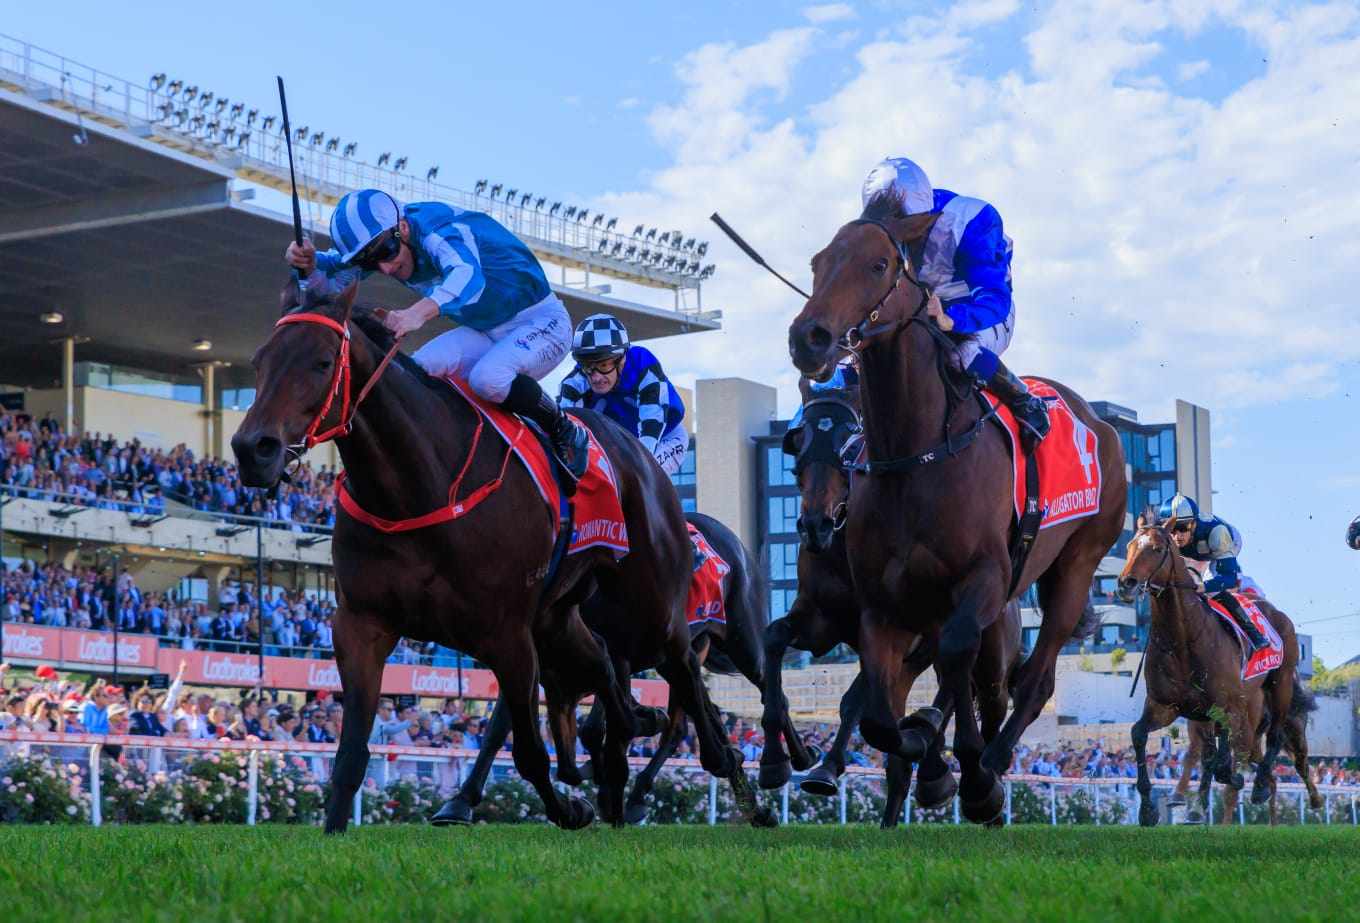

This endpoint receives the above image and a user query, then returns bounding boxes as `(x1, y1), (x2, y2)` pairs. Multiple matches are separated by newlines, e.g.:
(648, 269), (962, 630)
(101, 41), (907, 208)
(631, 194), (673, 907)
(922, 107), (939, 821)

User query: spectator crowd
(0, 410), (336, 530)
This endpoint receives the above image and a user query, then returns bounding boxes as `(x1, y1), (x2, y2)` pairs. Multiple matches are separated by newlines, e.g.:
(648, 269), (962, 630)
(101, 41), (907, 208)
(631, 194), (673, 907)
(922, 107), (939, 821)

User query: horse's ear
(890, 212), (940, 246)
(279, 278), (302, 315)
(333, 281), (358, 322)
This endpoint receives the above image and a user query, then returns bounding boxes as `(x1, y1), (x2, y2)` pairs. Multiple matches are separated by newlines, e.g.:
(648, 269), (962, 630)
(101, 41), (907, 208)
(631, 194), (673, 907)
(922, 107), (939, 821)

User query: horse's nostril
(806, 324), (832, 351)
(254, 436), (282, 461)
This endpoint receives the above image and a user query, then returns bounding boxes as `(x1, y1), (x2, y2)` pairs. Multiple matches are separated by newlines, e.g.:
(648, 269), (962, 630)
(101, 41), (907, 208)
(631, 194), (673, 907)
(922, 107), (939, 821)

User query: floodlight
(474, 179), (488, 194)
(426, 166), (439, 181)
(393, 157), (408, 171)
(378, 152), (392, 167)
(343, 142), (358, 157)
(325, 137), (340, 152)
(605, 218), (618, 231)
(149, 73), (166, 91)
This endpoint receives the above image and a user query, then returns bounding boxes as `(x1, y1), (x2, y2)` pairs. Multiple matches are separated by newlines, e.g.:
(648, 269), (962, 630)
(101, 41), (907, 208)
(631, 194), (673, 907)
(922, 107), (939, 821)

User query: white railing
(0, 32), (706, 295)
(4, 730), (1356, 827)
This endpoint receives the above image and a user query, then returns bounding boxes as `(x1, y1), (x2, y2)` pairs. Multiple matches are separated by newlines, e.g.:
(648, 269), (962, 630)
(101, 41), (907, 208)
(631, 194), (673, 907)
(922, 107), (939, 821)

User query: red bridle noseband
(271, 311), (401, 469)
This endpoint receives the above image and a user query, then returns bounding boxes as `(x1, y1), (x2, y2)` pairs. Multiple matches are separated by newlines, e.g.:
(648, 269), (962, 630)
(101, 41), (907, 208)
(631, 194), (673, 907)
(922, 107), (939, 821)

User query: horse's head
(1117, 525), (1181, 602)
(785, 377), (861, 554)
(788, 195), (938, 380)
(231, 280), (358, 488)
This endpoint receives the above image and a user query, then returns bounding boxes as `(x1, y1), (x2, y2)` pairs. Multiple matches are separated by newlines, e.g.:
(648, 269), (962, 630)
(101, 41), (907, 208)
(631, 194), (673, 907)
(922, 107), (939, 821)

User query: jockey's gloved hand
(925, 292), (953, 331)
(285, 238), (317, 275)
(1347, 515), (1360, 550)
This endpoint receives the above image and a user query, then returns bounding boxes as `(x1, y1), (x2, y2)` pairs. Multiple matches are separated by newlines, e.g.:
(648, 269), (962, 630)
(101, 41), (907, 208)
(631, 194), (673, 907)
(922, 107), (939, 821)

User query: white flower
(24, 793), (34, 804)
(66, 805), (78, 816)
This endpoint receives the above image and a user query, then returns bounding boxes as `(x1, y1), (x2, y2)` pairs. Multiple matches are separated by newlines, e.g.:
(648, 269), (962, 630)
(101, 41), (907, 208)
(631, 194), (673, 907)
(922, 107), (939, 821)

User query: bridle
(821, 218), (997, 476)
(787, 396), (862, 536)
(1129, 529), (1200, 598)
(838, 218), (935, 353)
(270, 311), (402, 475)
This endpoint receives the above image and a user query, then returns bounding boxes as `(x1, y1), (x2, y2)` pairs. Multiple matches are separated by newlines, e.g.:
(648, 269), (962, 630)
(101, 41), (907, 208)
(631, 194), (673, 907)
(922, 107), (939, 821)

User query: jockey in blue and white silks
(861, 157), (1049, 450)
(285, 189), (587, 488)
(558, 314), (689, 476)
(1159, 493), (1266, 651)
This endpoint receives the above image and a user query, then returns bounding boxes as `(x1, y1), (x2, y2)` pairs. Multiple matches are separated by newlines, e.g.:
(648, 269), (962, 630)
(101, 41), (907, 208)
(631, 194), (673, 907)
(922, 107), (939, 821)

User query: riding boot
(502, 374), (588, 495)
(1214, 590), (1270, 653)
(985, 359), (1050, 452)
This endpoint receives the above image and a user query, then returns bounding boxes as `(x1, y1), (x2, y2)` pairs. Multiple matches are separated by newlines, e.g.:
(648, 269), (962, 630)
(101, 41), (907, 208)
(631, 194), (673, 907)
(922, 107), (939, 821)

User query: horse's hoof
(899, 729), (930, 763)
(980, 741), (1014, 777)
(879, 813), (900, 830)
(1310, 794), (1325, 811)
(1139, 800), (1159, 828)
(799, 764), (842, 798)
(750, 807), (780, 828)
(1250, 782), (1272, 805)
(915, 771), (959, 811)
(789, 744), (822, 773)
(624, 802), (649, 826)
(430, 797), (475, 827)
(577, 760), (594, 781)
(1167, 792), (1187, 807)
(960, 776), (1004, 825)
(556, 766), (584, 787)
(561, 797), (595, 831)
(758, 757), (792, 790)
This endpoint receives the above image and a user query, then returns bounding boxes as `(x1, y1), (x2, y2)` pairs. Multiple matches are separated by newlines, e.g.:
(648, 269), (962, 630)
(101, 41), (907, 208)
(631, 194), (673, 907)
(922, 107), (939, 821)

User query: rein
(269, 311), (520, 533)
(1135, 532), (1200, 598)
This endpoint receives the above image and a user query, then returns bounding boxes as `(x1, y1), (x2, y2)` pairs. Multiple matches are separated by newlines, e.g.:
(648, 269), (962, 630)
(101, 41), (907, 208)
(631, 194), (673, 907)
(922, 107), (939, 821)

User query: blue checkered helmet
(329, 189), (402, 264)
(1158, 493), (1199, 527)
(572, 314), (629, 362)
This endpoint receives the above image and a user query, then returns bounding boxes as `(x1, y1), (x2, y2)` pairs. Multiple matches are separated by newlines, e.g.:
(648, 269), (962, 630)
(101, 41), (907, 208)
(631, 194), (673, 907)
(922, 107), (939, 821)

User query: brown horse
(1116, 524), (1320, 826)
(787, 196), (1128, 822)
(761, 377), (1026, 826)
(232, 282), (752, 831)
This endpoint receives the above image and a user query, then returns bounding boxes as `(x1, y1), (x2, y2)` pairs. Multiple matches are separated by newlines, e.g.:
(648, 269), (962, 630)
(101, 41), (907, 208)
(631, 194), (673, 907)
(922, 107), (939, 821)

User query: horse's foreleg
(1171, 723), (1204, 805)
(1132, 700), (1178, 827)
(625, 702), (686, 824)
(1284, 712), (1323, 811)
(938, 570), (1004, 825)
(432, 694), (510, 826)
(758, 615), (799, 787)
(983, 565), (1092, 776)
(801, 671), (867, 797)
(914, 689), (960, 811)
(880, 755), (914, 829)
(855, 611), (915, 762)
(325, 612), (397, 834)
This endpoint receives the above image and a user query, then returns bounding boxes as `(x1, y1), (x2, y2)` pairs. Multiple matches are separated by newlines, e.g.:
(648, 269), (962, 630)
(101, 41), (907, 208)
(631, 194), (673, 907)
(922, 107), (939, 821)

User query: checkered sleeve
(635, 366), (673, 455)
(557, 369), (589, 409)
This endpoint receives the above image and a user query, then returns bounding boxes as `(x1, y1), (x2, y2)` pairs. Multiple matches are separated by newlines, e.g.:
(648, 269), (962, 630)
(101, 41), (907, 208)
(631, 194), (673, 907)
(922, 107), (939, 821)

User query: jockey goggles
(582, 356), (623, 377)
(351, 230), (402, 270)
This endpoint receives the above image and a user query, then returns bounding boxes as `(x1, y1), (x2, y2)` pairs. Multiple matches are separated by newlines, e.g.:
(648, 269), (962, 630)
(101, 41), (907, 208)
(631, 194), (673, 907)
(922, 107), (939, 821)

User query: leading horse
(233, 282), (753, 831)
(788, 196), (1127, 822)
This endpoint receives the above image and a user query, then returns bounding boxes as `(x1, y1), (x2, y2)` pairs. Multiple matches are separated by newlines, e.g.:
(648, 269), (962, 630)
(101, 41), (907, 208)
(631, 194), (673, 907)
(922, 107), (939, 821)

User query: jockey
(285, 189), (587, 488)
(861, 157), (1049, 450)
(1159, 493), (1267, 652)
(558, 314), (689, 476)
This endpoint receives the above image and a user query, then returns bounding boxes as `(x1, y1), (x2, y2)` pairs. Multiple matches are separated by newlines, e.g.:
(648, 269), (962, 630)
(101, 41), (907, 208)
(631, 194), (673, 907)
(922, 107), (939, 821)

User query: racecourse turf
(0, 824), (1355, 922)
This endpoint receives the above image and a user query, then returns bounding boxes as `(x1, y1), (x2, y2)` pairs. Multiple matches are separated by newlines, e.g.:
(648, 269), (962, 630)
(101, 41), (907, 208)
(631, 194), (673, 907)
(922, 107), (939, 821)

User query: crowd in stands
(0, 410), (336, 530)
(3, 663), (1358, 795)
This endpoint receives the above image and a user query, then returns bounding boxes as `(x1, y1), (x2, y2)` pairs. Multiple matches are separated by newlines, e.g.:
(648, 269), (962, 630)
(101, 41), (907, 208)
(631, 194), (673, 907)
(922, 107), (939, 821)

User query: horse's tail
(1290, 674), (1318, 717)
(1070, 599), (1103, 643)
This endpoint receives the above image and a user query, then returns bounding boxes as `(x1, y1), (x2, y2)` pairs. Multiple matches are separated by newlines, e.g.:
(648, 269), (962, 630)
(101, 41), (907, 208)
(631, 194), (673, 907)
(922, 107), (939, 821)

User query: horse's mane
(346, 306), (455, 398)
(860, 189), (907, 223)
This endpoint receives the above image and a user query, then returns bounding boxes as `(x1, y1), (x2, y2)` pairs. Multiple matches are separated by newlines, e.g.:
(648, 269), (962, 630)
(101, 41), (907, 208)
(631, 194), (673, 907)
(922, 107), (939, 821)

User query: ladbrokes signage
(1, 626), (58, 660)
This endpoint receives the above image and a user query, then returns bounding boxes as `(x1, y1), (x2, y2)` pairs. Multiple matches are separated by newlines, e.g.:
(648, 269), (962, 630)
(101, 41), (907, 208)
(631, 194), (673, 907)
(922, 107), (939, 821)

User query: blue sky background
(5, 2), (1360, 663)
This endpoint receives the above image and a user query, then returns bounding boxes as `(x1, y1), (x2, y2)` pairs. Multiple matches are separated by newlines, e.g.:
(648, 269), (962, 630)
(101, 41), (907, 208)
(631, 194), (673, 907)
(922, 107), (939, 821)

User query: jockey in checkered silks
(558, 314), (689, 477)
(286, 189), (588, 489)
(1160, 493), (1268, 652)
(861, 157), (1049, 450)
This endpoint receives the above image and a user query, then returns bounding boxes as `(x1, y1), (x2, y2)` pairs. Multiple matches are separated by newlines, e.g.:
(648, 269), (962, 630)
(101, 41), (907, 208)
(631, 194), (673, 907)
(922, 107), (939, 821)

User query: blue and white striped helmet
(1158, 493), (1199, 526)
(330, 189), (402, 264)
(861, 157), (934, 215)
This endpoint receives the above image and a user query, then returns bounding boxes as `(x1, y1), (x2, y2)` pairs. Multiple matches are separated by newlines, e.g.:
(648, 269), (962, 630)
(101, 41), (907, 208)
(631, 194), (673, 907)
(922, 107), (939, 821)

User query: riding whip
(709, 213), (810, 299)
(1128, 650), (1144, 697)
(277, 76), (307, 291)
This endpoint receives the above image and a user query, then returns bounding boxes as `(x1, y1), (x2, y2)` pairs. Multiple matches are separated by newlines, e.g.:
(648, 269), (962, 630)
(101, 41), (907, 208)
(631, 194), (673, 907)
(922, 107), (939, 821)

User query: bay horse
(232, 282), (752, 831)
(761, 377), (1026, 826)
(1116, 523), (1320, 825)
(787, 195), (1127, 823)
(433, 511), (802, 827)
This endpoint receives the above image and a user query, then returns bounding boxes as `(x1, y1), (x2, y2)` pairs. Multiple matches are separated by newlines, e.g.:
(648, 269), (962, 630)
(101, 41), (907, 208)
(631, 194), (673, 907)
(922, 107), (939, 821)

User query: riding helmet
(572, 314), (630, 362)
(330, 189), (402, 263)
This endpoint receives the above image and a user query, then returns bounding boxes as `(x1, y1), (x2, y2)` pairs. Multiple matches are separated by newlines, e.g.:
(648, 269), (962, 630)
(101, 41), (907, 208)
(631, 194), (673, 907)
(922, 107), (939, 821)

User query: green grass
(0, 824), (1356, 922)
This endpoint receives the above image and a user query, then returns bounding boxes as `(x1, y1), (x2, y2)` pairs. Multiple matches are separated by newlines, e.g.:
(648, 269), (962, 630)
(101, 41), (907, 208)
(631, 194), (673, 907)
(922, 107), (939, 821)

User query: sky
(6, 1), (1360, 663)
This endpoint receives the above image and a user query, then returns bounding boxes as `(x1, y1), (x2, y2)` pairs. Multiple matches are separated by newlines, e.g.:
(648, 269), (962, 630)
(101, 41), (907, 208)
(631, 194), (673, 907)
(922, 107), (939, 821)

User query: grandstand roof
(0, 77), (717, 392)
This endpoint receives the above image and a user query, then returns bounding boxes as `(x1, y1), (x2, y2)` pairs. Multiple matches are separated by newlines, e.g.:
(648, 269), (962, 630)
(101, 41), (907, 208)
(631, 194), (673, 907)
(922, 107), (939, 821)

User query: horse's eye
(872, 258), (889, 275)
(314, 360), (333, 374)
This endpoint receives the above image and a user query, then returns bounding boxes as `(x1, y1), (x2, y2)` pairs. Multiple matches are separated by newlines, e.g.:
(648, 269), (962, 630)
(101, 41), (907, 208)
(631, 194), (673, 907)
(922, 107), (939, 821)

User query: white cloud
(1178, 58), (1211, 80)
(803, 3), (855, 24)
(598, 1), (1360, 419)
(618, 97), (641, 110)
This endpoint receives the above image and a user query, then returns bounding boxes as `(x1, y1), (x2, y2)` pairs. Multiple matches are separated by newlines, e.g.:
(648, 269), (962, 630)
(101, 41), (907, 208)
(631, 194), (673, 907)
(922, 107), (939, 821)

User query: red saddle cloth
(686, 522), (730, 627)
(1206, 591), (1284, 681)
(985, 379), (1103, 530)
(448, 379), (629, 558)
